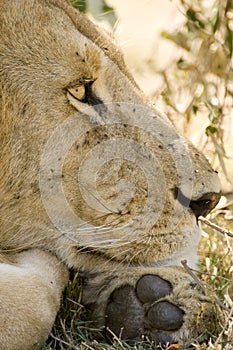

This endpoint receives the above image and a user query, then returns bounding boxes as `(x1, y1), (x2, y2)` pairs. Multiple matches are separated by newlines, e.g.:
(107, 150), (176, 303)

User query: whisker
(75, 220), (131, 235)
(103, 248), (134, 271)
(78, 180), (119, 214)
(128, 247), (144, 264)
(63, 171), (119, 215)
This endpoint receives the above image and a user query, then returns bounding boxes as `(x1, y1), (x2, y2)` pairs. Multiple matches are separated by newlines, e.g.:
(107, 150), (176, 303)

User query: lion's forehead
(0, 0), (131, 88)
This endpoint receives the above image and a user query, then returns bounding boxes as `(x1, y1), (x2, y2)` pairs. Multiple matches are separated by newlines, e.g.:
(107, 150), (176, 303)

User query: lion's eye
(67, 85), (86, 101)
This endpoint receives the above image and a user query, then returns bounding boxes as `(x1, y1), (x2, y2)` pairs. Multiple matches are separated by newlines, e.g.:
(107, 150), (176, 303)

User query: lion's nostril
(173, 188), (221, 218)
(189, 199), (211, 218)
(189, 192), (221, 218)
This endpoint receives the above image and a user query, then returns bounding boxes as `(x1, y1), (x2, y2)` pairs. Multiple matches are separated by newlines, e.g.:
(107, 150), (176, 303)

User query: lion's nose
(189, 192), (221, 218)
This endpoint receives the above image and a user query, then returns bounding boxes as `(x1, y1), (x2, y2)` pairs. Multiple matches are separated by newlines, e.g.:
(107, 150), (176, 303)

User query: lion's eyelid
(79, 77), (94, 84)
(67, 78), (94, 101)
(67, 85), (86, 101)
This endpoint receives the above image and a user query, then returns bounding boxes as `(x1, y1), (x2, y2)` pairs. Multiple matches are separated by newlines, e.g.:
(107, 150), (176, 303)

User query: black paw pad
(106, 285), (144, 339)
(105, 275), (184, 345)
(136, 275), (172, 303)
(148, 301), (184, 330)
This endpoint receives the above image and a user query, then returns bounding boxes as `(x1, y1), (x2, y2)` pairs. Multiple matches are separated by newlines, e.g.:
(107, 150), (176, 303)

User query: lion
(0, 0), (221, 349)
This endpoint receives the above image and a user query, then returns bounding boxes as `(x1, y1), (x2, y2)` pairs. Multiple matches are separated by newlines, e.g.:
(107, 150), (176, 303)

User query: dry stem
(181, 259), (230, 312)
(199, 216), (233, 238)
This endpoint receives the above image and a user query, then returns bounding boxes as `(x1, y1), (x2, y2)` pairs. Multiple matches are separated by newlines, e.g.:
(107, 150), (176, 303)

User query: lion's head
(0, 0), (221, 269)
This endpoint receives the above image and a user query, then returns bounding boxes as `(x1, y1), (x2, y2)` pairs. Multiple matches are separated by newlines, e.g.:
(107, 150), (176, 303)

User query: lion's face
(0, 0), (220, 267)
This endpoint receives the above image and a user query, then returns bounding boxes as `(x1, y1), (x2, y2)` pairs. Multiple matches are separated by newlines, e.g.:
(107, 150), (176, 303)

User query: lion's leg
(0, 249), (69, 350)
(82, 265), (211, 347)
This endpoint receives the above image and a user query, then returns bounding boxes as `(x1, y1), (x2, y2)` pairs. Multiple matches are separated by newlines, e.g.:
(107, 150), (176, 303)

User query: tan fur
(0, 249), (69, 349)
(0, 0), (221, 348)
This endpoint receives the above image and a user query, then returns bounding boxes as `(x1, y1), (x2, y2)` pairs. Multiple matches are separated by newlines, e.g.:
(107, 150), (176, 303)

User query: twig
(106, 327), (126, 350)
(59, 318), (75, 347)
(49, 332), (79, 349)
(80, 342), (95, 350)
(199, 216), (233, 238)
(181, 260), (230, 312)
(181, 259), (206, 291)
(190, 268), (232, 282)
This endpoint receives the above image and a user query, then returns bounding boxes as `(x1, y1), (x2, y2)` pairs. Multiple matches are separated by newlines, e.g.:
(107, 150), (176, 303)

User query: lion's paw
(105, 275), (182, 347)
(82, 267), (211, 347)
(102, 272), (211, 348)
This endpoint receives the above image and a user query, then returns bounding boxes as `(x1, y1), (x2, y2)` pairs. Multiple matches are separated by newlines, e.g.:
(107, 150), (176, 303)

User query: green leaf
(212, 117), (219, 124)
(205, 125), (218, 135)
(208, 112), (219, 124)
(186, 8), (205, 29)
(71, 0), (117, 27)
(186, 9), (197, 22)
(211, 10), (219, 33)
(226, 24), (233, 57)
(192, 105), (198, 114)
(71, 0), (87, 13)
(102, 3), (114, 14)
(101, 2), (117, 27)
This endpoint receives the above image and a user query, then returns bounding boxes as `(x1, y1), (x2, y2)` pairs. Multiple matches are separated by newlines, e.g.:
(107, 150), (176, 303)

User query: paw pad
(106, 274), (183, 347)
(136, 274), (172, 303)
(148, 301), (184, 330)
